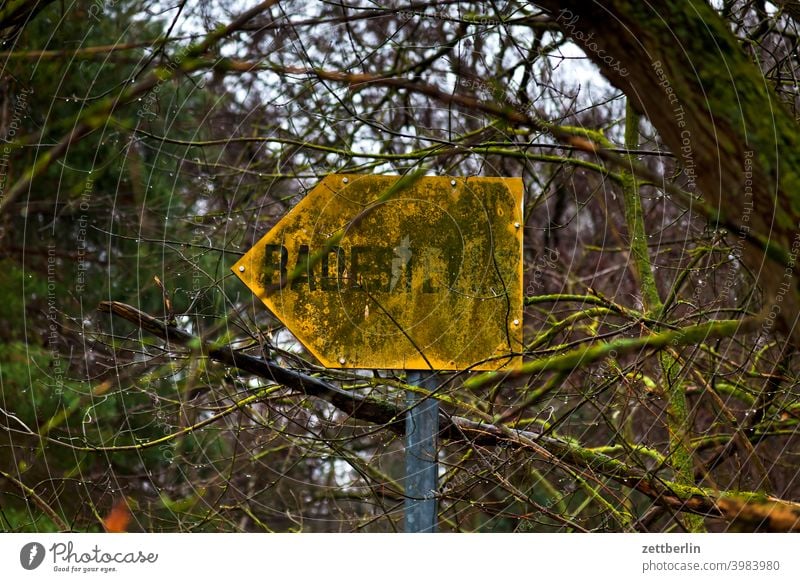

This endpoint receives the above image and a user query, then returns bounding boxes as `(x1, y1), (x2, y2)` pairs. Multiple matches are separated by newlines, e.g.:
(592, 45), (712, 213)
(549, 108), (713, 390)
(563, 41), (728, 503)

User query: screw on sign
(232, 174), (524, 371)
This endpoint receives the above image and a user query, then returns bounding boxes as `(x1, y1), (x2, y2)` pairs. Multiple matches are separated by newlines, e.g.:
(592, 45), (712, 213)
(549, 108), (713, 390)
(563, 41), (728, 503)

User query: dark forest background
(1, 0), (800, 532)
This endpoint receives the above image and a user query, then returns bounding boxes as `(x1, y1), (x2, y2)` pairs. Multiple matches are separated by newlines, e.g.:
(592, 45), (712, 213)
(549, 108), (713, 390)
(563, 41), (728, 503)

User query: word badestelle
(263, 240), (459, 294)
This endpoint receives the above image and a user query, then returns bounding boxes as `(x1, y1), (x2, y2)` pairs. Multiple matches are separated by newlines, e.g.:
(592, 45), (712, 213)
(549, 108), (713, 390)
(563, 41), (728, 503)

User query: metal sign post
(404, 371), (438, 533)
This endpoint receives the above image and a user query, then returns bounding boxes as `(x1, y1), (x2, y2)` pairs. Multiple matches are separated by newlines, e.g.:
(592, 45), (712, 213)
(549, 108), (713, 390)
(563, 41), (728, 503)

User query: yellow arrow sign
(232, 174), (523, 370)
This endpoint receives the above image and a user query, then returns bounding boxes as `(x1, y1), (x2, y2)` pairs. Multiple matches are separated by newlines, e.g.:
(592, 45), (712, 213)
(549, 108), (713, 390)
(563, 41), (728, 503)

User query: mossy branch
(92, 300), (799, 531)
(622, 100), (703, 531)
(464, 317), (760, 390)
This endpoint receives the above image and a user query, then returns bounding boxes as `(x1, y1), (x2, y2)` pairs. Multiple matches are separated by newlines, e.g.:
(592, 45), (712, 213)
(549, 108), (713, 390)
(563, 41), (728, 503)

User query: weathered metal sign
(232, 174), (523, 370)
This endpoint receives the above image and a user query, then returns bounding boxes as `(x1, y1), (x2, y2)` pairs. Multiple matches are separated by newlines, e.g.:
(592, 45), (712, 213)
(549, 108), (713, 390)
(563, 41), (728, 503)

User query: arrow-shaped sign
(232, 174), (523, 370)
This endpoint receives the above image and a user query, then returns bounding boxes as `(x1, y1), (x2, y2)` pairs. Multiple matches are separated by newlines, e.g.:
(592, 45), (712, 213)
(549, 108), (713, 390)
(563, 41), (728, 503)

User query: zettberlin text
(642, 543), (701, 554)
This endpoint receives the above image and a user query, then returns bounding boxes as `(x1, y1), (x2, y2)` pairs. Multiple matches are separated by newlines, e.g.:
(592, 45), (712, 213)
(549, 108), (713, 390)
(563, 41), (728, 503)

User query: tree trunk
(534, 0), (800, 340)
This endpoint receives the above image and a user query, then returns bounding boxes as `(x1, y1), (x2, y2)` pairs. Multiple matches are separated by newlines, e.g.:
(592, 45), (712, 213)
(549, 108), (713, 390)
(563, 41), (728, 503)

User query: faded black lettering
(321, 246), (346, 290)
(263, 244), (288, 286)
(390, 236), (413, 292)
(350, 246), (393, 292)
(291, 244), (317, 290)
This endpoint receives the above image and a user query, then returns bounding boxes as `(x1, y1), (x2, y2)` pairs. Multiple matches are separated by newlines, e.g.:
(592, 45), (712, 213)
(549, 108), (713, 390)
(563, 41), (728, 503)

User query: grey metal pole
(404, 370), (439, 532)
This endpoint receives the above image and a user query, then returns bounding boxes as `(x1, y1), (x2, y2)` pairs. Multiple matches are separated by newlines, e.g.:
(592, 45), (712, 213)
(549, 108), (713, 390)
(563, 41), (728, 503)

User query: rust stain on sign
(232, 174), (523, 370)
